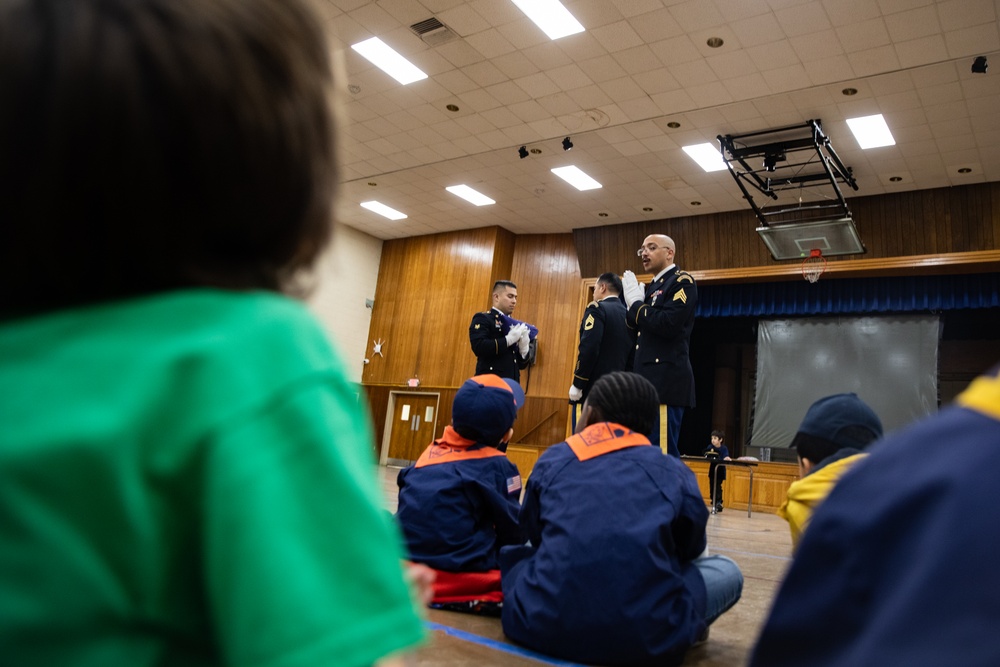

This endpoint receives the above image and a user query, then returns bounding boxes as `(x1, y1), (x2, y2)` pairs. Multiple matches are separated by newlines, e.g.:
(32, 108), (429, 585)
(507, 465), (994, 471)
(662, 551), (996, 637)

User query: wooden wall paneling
(363, 239), (429, 384)
(571, 226), (634, 280)
(365, 385), (565, 459)
(715, 211), (734, 268)
(970, 185), (994, 250)
(683, 460), (799, 515)
(940, 188), (959, 253)
(489, 227), (516, 292)
(927, 189), (945, 253)
(891, 190), (910, 257)
(725, 464), (799, 514)
(364, 227), (504, 387)
(512, 396), (570, 448)
(417, 231), (503, 386)
(364, 385), (390, 460)
(954, 186), (973, 252)
(962, 188), (992, 248)
(975, 186), (991, 249)
(509, 234), (583, 399)
(505, 445), (540, 481)
(574, 183), (1000, 277)
(992, 184), (1000, 246)
(865, 192), (890, 258)
(928, 188), (948, 253)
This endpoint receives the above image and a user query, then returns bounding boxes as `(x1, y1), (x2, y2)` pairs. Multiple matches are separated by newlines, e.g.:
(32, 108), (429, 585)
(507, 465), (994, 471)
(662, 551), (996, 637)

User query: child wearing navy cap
(395, 374), (526, 614)
(781, 392), (883, 548)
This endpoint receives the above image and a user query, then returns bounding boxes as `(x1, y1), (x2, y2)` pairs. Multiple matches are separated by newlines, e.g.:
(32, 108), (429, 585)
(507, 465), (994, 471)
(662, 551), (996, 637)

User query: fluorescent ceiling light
(510, 0), (584, 40)
(360, 201), (407, 220)
(846, 114), (895, 149)
(446, 185), (495, 206)
(683, 143), (728, 172)
(551, 166), (602, 191)
(351, 37), (427, 85)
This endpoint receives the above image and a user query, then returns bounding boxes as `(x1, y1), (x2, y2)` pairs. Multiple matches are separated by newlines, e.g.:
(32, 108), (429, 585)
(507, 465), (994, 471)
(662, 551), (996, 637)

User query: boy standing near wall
(704, 430), (731, 512)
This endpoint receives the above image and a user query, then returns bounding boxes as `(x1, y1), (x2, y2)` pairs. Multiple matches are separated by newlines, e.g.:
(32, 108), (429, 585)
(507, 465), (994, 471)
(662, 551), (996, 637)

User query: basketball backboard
(757, 217), (866, 260)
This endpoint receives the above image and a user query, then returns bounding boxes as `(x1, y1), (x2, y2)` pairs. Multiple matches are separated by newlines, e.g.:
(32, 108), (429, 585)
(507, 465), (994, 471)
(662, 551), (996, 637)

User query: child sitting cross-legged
(395, 374), (526, 615)
(500, 372), (743, 666)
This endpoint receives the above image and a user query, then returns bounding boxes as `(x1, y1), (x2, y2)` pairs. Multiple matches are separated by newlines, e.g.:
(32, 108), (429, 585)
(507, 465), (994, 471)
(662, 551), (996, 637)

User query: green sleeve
(203, 376), (425, 667)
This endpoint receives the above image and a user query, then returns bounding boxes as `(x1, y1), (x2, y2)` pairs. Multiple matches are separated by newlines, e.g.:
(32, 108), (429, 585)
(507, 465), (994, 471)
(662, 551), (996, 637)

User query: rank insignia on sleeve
(584, 313), (595, 330)
(673, 289), (687, 303)
(474, 323), (481, 329)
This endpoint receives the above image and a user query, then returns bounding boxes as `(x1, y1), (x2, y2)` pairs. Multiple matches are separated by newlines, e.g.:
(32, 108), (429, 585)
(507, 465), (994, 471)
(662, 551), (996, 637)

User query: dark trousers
(648, 405), (684, 457)
(709, 469), (724, 507)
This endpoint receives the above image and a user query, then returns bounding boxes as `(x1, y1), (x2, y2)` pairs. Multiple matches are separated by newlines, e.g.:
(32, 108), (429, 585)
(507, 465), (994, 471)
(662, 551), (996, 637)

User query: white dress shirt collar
(653, 263), (676, 282)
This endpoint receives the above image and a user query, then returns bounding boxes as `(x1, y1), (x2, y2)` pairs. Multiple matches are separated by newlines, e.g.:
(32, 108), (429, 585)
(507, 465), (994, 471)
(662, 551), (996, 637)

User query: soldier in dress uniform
(469, 280), (530, 382)
(568, 272), (634, 431)
(622, 234), (698, 457)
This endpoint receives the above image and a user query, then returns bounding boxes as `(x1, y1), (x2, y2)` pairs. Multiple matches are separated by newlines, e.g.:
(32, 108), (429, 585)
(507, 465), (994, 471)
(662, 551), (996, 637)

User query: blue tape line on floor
(425, 621), (587, 666)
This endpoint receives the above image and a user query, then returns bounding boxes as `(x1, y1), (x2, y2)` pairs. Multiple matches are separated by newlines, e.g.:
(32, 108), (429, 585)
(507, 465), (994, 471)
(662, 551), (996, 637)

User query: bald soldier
(622, 234), (698, 457)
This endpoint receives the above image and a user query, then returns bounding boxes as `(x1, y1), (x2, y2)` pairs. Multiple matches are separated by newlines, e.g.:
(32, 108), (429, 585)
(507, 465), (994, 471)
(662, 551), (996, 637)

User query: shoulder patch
(587, 300), (599, 309)
(677, 271), (694, 283)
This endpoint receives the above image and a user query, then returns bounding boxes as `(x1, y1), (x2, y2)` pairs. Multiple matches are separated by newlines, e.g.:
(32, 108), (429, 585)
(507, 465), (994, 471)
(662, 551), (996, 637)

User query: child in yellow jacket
(779, 394), (883, 548)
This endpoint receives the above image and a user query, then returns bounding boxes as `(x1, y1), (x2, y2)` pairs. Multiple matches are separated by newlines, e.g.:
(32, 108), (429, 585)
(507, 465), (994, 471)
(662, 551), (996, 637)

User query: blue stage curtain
(696, 273), (1000, 318)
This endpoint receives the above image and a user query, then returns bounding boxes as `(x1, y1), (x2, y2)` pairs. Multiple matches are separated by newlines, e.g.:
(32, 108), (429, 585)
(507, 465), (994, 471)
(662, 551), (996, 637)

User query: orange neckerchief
(566, 422), (651, 461)
(414, 425), (507, 468)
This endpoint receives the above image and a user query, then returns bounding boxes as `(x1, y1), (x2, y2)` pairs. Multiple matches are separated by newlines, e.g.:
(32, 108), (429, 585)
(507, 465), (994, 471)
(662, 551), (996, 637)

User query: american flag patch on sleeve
(507, 475), (522, 494)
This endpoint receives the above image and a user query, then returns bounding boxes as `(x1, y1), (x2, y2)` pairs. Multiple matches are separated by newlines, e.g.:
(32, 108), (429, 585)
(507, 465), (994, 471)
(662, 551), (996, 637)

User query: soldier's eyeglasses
(636, 245), (666, 256)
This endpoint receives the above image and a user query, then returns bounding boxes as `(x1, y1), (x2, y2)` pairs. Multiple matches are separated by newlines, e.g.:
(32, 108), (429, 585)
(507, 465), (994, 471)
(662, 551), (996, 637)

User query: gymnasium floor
(380, 465), (794, 667)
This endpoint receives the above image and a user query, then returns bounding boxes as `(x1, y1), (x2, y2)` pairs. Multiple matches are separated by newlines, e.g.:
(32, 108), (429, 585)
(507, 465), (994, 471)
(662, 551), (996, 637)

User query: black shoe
(715, 504), (723, 513)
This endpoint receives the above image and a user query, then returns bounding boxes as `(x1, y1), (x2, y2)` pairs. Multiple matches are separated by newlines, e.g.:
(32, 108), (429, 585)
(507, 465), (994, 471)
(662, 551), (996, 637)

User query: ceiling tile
(668, 0), (726, 33)
(613, 44), (668, 75)
(514, 71), (561, 98)
(775, 2), (833, 37)
(327, 0), (1000, 239)
(789, 29), (845, 62)
(629, 8), (686, 43)
(465, 28), (518, 59)
(436, 3), (492, 35)
(591, 20), (647, 53)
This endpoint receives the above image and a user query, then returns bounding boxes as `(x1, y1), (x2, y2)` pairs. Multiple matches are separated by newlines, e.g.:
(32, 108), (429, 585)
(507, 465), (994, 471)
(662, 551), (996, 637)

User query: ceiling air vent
(410, 17), (458, 48)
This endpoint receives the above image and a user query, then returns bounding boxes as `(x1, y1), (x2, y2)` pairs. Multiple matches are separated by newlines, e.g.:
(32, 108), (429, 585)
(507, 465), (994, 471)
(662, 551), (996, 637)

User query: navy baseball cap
(792, 393), (883, 450)
(451, 374), (525, 445)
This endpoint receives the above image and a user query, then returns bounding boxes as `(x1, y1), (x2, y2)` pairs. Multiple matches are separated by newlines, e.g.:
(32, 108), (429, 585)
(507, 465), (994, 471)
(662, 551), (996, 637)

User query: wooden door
(386, 393), (439, 465)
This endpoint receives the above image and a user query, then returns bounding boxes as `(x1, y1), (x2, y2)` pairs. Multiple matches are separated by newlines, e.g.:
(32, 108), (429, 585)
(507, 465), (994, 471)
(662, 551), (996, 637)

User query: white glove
(622, 270), (645, 307)
(568, 385), (583, 402)
(505, 323), (525, 347)
(518, 327), (530, 357)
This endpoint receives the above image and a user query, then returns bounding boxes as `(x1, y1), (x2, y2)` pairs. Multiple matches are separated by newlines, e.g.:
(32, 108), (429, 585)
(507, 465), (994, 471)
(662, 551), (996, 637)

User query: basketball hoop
(801, 249), (827, 283)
